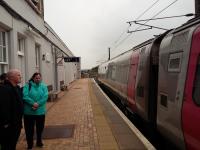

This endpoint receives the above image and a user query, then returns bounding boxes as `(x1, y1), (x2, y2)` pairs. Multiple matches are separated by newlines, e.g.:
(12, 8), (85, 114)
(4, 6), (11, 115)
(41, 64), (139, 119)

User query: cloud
(44, 0), (194, 69)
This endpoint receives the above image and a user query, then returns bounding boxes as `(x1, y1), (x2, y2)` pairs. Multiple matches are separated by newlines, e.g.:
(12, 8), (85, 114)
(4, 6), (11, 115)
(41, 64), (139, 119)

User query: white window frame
(18, 36), (25, 56)
(0, 28), (8, 74)
(0, 30), (8, 63)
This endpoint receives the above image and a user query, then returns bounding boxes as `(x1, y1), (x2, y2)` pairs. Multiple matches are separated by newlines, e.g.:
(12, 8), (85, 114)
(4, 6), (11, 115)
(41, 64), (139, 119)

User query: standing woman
(23, 72), (48, 150)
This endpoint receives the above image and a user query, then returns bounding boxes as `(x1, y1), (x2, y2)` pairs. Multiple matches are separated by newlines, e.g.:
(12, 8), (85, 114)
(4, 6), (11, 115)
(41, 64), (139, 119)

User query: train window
(107, 66), (112, 78)
(160, 94), (168, 108)
(111, 66), (116, 80)
(117, 64), (128, 84)
(137, 86), (144, 97)
(140, 47), (146, 54)
(193, 56), (200, 106)
(168, 52), (182, 72)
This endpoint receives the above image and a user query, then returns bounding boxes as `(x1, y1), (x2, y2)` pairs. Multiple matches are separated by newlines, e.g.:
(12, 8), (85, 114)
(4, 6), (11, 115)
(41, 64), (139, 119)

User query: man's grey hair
(7, 69), (21, 79)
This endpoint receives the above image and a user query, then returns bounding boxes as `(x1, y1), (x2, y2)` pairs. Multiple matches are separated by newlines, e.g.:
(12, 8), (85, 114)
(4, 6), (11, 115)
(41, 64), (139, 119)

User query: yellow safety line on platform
(93, 79), (156, 150)
(88, 80), (119, 150)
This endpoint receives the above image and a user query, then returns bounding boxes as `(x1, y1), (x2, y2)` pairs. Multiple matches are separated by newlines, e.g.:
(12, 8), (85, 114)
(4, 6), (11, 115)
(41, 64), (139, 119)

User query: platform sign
(64, 57), (80, 62)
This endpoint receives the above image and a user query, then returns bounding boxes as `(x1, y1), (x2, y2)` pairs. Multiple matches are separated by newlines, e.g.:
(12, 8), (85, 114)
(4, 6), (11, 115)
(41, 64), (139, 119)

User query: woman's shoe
(36, 142), (43, 147)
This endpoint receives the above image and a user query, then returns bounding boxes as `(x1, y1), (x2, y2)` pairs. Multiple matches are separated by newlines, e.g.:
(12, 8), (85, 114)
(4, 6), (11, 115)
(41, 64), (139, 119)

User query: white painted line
(92, 79), (156, 150)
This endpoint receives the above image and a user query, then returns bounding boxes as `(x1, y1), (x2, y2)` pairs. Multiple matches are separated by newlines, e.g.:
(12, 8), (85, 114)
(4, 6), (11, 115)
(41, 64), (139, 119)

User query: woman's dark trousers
(24, 115), (45, 149)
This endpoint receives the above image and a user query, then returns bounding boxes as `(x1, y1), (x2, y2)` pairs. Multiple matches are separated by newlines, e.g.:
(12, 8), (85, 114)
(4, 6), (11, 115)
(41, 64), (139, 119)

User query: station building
(0, 0), (81, 96)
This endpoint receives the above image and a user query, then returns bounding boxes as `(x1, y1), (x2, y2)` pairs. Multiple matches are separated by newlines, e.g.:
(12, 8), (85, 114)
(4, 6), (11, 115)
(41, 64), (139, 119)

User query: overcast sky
(44, 0), (194, 69)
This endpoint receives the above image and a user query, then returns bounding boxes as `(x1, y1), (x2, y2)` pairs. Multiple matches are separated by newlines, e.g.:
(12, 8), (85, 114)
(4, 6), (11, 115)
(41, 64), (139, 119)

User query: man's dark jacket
(0, 81), (23, 145)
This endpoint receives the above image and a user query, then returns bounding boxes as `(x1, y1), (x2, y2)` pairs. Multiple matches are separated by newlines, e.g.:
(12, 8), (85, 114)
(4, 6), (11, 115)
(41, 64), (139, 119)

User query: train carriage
(97, 18), (200, 149)
(157, 19), (200, 149)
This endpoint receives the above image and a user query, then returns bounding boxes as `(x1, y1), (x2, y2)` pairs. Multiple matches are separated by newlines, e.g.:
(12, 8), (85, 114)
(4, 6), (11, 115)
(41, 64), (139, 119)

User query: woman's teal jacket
(23, 81), (48, 115)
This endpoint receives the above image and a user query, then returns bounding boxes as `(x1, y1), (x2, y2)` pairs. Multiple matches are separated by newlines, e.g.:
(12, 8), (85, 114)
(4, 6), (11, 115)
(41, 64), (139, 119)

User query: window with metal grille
(168, 52), (182, 72)
(137, 86), (144, 97)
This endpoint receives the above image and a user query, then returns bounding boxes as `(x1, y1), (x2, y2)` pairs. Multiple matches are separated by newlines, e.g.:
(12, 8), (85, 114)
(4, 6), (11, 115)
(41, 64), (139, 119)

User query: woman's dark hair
(29, 72), (41, 82)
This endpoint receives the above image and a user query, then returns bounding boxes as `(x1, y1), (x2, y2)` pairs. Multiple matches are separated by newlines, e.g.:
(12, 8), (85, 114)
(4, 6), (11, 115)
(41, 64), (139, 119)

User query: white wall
(0, 0), (80, 92)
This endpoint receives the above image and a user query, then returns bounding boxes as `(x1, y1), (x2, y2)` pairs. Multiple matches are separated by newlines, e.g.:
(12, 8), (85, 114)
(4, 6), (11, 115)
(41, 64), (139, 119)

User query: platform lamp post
(195, 0), (200, 17)
(108, 47), (111, 61)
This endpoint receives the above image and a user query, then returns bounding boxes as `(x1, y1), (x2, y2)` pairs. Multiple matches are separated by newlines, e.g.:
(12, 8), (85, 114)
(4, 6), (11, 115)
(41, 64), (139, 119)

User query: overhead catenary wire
(113, 0), (160, 48)
(129, 0), (178, 32)
(135, 0), (161, 20)
(128, 13), (194, 23)
(127, 13), (194, 33)
(114, 0), (178, 50)
(114, 25), (130, 44)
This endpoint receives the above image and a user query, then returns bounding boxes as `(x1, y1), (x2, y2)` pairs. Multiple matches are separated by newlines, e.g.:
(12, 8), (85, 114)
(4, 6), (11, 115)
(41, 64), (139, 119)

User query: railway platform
(16, 78), (155, 150)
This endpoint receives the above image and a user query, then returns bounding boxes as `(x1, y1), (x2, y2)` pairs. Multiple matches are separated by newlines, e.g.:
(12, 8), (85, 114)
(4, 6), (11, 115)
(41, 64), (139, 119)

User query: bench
(47, 85), (60, 102)
(60, 80), (68, 91)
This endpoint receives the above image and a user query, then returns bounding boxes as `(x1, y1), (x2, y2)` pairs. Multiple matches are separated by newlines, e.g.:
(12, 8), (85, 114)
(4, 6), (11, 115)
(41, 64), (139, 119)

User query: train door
(135, 46), (151, 121)
(182, 26), (200, 150)
(127, 51), (139, 113)
(157, 29), (193, 149)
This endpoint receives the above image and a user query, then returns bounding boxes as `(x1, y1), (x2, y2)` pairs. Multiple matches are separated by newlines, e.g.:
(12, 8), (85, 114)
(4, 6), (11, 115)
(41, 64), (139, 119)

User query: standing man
(0, 69), (23, 150)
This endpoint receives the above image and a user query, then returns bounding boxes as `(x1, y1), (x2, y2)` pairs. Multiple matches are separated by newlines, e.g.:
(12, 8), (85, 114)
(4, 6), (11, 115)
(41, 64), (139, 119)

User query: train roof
(102, 38), (155, 64)
(172, 17), (200, 34)
(100, 32), (169, 66)
(99, 18), (200, 67)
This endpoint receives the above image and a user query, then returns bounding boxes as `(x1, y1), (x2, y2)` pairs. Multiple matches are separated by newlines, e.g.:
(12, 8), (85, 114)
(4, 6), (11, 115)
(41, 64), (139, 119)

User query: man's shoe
(27, 146), (32, 150)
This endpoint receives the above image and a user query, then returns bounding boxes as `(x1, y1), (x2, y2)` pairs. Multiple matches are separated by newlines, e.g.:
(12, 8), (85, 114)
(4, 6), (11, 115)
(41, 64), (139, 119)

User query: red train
(98, 18), (200, 150)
